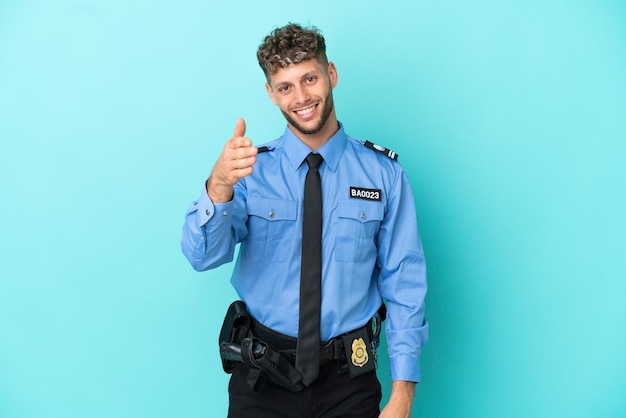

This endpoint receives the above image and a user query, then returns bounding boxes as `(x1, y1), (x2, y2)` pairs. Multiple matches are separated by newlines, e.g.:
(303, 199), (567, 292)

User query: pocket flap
(247, 196), (297, 221)
(337, 200), (384, 223)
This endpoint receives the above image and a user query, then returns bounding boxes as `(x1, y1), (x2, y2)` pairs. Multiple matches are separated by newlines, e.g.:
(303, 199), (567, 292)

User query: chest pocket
(243, 196), (297, 262)
(335, 200), (384, 262)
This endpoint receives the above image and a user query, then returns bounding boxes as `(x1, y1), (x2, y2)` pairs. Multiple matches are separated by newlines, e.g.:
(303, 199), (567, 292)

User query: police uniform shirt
(182, 123), (428, 383)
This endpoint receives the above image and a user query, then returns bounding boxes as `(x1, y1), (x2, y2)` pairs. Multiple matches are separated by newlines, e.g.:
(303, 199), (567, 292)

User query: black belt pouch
(219, 301), (251, 373)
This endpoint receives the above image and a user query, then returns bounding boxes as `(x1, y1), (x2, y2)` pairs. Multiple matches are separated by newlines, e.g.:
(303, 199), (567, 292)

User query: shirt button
(361, 212), (366, 220)
(205, 209), (210, 216)
(223, 210), (229, 216)
(269, 211), (275, 218)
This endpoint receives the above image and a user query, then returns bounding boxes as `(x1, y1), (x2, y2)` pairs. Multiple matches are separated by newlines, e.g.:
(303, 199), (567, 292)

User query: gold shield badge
(351, 337), (369, 367)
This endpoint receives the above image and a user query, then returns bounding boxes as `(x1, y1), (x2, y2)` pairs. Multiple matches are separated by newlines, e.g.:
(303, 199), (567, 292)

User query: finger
(228, 134), (255, 157)
(223, 148), (257, 170)
(229, 155), (257, 170)
(233, 118), (246, 138)
(229, 136), (254, 149)
(229, 167), (254, 181)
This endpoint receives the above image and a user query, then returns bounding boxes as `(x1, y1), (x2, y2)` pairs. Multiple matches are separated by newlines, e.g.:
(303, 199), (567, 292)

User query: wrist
(206, 176), (234, 203)
(389, 380), (415, 404)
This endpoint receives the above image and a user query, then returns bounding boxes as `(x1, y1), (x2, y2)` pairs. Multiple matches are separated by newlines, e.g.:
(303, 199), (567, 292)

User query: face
(265, 59), (339, 141)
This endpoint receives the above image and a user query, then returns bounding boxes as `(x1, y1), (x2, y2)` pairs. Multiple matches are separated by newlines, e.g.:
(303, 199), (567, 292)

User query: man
(181, 23), (427, 418)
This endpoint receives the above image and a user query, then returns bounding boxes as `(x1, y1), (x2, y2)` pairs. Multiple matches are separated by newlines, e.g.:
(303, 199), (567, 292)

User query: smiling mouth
(294, 103), (318, 117)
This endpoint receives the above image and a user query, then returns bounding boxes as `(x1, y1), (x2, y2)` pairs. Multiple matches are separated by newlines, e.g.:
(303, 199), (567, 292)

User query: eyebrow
(274, 70), (321, 87)
(300, 71), (320, 80)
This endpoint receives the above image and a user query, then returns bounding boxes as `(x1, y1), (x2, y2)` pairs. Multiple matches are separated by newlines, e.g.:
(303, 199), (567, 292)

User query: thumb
(233, 118), (246, 138)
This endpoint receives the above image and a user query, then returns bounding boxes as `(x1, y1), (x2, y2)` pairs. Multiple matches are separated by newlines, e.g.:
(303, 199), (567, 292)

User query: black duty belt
(250, 317), (374, 366)
(219, 301), (385, 392)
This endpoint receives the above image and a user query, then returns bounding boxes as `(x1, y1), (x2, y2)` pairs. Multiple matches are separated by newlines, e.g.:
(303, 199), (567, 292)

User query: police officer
(181, 23), (428, 418)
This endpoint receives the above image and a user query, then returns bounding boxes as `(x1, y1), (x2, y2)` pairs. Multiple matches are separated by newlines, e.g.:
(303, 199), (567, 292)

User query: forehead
(268, 59), (326, 85)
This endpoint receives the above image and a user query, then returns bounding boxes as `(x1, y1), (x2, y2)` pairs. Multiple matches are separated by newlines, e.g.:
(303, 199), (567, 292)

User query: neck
(290, 112), (339, 151)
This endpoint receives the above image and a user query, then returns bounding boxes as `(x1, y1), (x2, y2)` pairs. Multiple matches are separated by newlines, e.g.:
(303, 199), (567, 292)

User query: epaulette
(363, 140), (399, 161)
(256, 146), (275, 154)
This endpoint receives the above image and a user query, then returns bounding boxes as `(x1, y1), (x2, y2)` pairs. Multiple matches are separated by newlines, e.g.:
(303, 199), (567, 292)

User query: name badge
(350, 187), (382, 201)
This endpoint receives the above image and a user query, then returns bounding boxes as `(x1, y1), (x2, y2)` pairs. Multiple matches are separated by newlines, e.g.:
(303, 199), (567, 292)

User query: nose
(293, 86), (310, 105)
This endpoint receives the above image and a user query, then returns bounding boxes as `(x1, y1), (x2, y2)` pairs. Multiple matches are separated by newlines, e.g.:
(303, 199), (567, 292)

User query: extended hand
(206, 118), (258, 202)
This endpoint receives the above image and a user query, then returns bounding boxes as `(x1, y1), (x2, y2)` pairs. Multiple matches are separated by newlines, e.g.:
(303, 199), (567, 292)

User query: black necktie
(296, 153), (324, 386)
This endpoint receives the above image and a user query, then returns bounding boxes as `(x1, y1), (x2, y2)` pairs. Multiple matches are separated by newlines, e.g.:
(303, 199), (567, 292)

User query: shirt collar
(282, 122), (347, 173)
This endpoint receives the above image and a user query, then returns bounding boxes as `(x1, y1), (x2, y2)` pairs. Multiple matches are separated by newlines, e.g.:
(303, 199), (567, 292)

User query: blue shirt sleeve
(180, 184), (247, 271)
(377, 168), (428, 383)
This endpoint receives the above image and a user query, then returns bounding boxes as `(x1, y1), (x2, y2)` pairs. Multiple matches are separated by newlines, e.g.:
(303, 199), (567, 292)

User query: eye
(277, 85), (290, 93)
(305, 76), (317, 84)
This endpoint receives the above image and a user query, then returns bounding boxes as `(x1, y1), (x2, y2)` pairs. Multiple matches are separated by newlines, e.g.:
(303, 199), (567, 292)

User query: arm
(377, 168), (428, 413)
(379, 381), (415, 418)
(180, 118), (258, 271)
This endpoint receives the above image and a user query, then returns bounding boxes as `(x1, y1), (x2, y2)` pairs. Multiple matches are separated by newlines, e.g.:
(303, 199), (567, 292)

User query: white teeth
(296, 105), (315, 115)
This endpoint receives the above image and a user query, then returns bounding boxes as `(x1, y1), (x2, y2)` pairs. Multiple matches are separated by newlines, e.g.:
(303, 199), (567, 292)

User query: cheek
(275, 96), (293, 112)
(275, 99), (290, 110)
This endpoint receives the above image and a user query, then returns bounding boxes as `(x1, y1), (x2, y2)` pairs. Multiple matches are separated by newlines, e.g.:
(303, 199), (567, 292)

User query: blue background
(1, 1), (625, 417)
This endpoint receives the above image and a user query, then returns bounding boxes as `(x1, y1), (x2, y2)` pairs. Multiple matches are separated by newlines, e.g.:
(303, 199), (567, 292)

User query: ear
(327, 62), (338, 89)
(265, 82), (278, 105)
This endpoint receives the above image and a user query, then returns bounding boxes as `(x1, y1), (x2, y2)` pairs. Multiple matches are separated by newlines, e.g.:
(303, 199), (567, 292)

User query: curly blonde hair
(256, 23), (328, 79)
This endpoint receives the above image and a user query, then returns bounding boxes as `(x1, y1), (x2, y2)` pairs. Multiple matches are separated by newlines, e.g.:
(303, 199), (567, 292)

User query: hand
(379, 381), (415, 418)
(206, 118), (258, 202)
